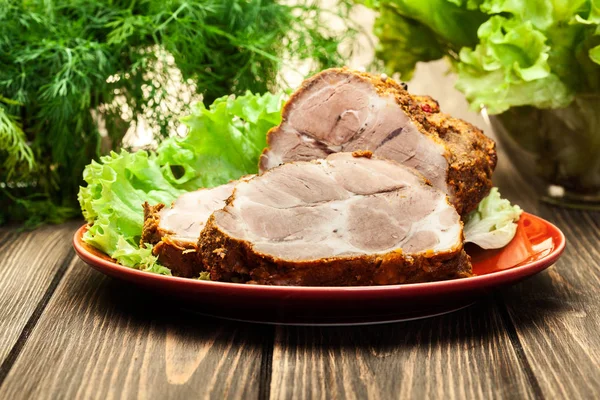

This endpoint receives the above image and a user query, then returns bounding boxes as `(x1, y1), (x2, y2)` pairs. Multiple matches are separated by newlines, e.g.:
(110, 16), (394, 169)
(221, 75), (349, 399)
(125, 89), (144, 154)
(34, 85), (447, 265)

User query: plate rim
(73, 212), (566, 295)
(186, 302), (478, 326)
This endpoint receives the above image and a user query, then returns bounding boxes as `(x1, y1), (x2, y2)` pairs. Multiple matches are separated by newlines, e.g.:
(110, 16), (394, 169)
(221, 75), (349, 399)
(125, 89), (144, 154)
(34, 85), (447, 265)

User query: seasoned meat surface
(200, 152), (472, 286)
(141, 180), (243, 277)
(259, 68), (496, 215)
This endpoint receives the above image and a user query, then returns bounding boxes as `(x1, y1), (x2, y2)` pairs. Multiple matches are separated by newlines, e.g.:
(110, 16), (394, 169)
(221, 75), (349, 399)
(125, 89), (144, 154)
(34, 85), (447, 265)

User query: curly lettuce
(368, 0), (486, 79)
(373, 3), (446, 80)
(366, 0), (600, 114)
(464, 188), (523, 249)
(456, 16), (573, 114)
(78, 150), (186, 275)
(157, 91), (284, 189)
(78, 92), (284, 274)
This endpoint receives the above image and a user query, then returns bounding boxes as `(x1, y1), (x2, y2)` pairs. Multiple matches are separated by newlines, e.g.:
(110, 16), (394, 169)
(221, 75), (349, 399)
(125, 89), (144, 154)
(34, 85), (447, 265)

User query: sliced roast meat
(199, 152), (472, 286)
(259, 68), (497, 215)
(141, 179), (246, 277)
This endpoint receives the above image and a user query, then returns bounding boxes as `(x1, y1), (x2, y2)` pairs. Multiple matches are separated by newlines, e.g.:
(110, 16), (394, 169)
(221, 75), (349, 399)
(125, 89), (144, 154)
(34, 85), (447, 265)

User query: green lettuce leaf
(367, 0), (486, 79)
(479, 0), (555, 30)
(591, 45), (600, 63)
(445, 0), (485, 10)
(464, 188), (523, 249)
(367, 0), (600, 112)
(78, 92), (284, 274)
(197, 271), (211, 281)
(373, 4), (446, 80)
(157, 91), (284, 189)
(112, 238), (171, 275)
(456, 16), (573, 114)
(78, 150), (186, 274)
(378, 0), (486, 47)
(575, 1), (600, 67)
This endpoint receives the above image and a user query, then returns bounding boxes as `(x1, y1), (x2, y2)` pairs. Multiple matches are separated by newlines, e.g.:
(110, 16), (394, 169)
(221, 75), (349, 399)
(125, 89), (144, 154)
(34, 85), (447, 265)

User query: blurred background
(2, 0), (599, 227)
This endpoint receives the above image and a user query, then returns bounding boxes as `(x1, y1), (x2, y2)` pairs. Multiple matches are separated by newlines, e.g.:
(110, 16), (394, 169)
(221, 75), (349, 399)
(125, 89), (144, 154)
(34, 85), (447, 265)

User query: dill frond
(0, 99), (35, 179)
(0, 0), (357, 226)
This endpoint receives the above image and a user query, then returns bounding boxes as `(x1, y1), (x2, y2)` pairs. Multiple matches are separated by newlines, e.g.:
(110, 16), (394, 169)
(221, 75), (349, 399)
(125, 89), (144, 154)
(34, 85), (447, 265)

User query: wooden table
(1, 69), (599, 398)
(1, 151), (599, 400)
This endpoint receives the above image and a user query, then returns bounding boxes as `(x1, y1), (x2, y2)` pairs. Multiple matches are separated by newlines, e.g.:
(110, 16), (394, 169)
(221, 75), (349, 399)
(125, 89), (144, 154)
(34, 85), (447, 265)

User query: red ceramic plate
(73, 212), (565, 325)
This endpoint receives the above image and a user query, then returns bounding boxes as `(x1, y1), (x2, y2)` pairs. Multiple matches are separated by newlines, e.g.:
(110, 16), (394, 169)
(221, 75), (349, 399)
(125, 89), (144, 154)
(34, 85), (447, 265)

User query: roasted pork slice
(141, 180), (244, 277)
(259, 68), (497, 215)
(200, 152), (472, 286)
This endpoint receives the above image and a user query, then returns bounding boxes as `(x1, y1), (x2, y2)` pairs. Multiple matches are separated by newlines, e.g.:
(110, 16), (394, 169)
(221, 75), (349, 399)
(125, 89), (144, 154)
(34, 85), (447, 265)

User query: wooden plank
(270, 299), (536, 400)
(498, 207), (600, 398)
(490, 121), (600, 398)
(267, 113), (539, 400)
(0, 259), (272, 400)
(0, 221), (80, 368)
(1, 61), (596, 399)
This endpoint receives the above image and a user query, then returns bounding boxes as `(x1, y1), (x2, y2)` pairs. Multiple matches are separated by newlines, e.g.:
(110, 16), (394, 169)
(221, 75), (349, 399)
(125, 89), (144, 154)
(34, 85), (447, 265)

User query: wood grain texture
(265, 67), (542, 400)
(0, 221), (80, 366)
(0, 261), (271, 400)
(499, 208), (600, 398)
(490, 131), (600, 398)
(1, 62), (599, 400)
(270, 299), (537, 400)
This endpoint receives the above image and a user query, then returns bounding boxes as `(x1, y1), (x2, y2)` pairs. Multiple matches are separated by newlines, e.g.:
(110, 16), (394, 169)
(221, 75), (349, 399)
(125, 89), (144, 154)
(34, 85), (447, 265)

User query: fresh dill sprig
(0, 0), (357, 227)
(0, 97), (35, 180)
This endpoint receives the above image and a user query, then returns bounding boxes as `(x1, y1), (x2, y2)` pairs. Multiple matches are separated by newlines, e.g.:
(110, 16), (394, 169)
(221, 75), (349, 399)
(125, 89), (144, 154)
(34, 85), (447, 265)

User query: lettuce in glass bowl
(366, 0), (600, 207)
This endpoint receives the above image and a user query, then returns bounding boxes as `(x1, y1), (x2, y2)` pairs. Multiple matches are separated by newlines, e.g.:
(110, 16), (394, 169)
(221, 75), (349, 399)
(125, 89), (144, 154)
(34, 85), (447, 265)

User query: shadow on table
(70, 269), (273, 354)
(279, 274), (584, 355)
(84, 265), (576, 354)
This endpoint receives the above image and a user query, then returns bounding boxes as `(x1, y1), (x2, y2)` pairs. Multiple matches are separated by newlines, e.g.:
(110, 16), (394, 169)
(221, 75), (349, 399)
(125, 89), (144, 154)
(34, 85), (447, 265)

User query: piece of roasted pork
(259, 68), (497, 215)
(200, 152), (472, 286)
(141, 179), (246, 277)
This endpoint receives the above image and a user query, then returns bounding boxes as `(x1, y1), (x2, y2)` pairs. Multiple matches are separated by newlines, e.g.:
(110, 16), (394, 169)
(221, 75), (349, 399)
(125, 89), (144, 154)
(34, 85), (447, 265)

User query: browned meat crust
(260, 68), (497, 215)
(347, 70), (497, 215)
(426, 112), (498, 216)
(377, 74), (497, 215)
(151, 237), (201, 278)
(141, 202), (166, 244)
(198, 215), (472, 286)
(198, 152), (473, 287)
(141, 202), (204, 278)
